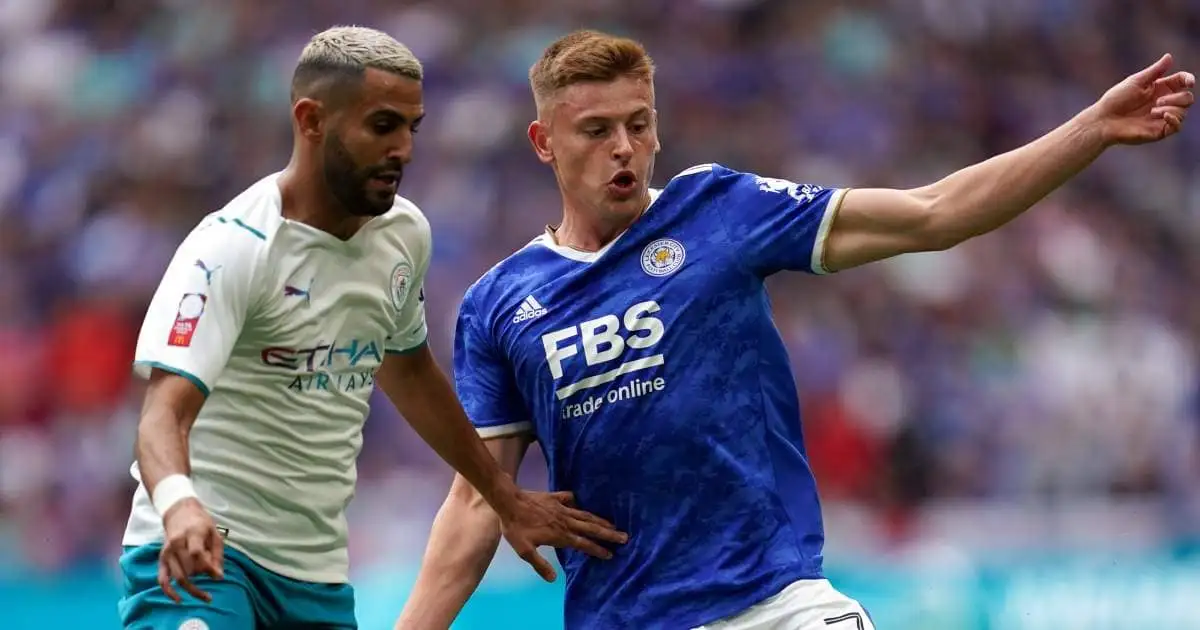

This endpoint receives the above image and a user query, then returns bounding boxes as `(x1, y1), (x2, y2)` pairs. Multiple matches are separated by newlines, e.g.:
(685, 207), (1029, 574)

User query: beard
(322, 135), (400, 217)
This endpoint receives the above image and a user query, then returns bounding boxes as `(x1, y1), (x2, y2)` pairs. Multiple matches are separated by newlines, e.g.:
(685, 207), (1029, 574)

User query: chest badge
(641, 238), (686, 277)
(390, 261), (413, 309)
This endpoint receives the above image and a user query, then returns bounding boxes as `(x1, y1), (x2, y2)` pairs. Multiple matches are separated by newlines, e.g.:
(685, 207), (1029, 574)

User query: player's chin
(603, 192), (644, 217)
(358, 190), (396, 215)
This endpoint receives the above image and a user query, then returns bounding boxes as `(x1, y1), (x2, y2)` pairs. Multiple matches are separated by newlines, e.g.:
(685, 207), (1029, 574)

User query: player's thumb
(528, 554), (558, 583)
(549, 491), (575, 506)
(1132, 54), (1173, 86)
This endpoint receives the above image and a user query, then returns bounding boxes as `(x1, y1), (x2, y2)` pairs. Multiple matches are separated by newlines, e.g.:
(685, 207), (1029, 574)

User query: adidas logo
(512, 295), (548, 323)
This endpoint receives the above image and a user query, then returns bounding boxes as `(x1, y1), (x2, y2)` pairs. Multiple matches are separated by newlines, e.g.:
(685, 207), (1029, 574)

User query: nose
(387, 143), (412, 166)
(387, 132), (414, 165)
(611, 127), (633, 162)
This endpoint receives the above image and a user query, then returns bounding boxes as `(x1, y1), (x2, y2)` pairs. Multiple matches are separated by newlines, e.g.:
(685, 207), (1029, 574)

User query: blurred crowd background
(2, 0), (1199, 627)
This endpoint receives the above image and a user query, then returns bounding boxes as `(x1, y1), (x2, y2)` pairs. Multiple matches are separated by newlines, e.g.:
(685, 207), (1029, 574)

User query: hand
(497, 490), (628, 582)
(1089, 53), (1195, 145)
(158, 498), (225, 603)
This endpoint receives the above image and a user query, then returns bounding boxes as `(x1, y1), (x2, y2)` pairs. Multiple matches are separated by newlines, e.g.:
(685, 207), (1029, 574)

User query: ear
(293, 98), (326, 141)
(528, 119), (555, 165)
(652, 108), (662, 153)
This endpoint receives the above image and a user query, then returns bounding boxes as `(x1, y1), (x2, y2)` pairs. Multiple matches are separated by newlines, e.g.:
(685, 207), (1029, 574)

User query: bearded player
(118, 26), (625, 630)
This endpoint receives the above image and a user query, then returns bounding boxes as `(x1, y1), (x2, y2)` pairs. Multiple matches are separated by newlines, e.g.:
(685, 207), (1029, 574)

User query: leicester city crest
(390, 261), (413, 309)
(640, 238), (686, 277)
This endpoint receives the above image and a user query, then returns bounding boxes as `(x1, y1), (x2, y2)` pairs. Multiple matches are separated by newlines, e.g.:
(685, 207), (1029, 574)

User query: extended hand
(1090, 53), (1194, 145)
(498, 491), (628, 582)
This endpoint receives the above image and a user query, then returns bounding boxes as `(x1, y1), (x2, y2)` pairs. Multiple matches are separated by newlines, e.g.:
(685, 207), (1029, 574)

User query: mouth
(369, 171), (401, 192)
(608, 170), (637, 194)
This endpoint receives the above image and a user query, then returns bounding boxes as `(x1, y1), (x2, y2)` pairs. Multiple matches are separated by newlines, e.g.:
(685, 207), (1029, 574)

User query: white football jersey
(122, 173), (431, 583)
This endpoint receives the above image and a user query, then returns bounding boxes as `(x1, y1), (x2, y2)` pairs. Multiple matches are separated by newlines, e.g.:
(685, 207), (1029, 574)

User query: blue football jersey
(454, 163), (846, 629)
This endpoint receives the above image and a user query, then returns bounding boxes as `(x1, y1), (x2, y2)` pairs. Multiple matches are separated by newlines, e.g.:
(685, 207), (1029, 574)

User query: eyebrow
(368, 109), (425, 126)
(576, 107), (651, 125)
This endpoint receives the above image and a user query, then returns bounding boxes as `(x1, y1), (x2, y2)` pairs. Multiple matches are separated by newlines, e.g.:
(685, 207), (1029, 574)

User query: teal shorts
(117, 543), (356, 629)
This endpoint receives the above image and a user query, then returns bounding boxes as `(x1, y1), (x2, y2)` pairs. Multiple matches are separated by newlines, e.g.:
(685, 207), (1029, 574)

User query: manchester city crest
(390, 261), (413, 309)
(641, 238), (686, 277)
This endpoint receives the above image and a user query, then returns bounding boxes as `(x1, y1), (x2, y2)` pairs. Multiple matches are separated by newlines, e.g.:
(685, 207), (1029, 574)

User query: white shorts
(693, 579), (876, 630)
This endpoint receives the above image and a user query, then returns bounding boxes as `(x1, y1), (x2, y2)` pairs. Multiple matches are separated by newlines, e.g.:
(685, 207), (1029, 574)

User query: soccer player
(118, 26), (625, 630)
(395, 30), (1194, 630)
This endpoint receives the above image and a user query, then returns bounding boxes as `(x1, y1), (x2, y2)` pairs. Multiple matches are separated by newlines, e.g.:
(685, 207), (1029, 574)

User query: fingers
(563, 506), (616, 529)
(1155, 71), (1197, 92)
(1132, 53), (1174, 86)
(205, 528), (226, 580)
(159, 535), (219, 605)
(1156, 90), (1195, 109)
(1164, 111), (1185, 135)
(549, 491), (576, 506)
(568, 517), (629, 545)
(547, 493), (617, 530)
(158, 559), (182, 604)
(164, 554), (210, 603)
(519, 548), (558, 582)
(1151, 105), (1188, 123)
(178, 573), (213, 603)
(565, 534), (614, 560)
(186, 532), (216, 579)
(170, 544), (212, 603)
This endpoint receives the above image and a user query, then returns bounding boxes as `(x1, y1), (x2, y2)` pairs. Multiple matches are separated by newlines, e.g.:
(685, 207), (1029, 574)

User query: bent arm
(376, 345), (523, 514)
(136, 370), (207, 502)
(132, 215), (258, 508)
(395, 435), (532, 630)
(823, 110), (1108, 272)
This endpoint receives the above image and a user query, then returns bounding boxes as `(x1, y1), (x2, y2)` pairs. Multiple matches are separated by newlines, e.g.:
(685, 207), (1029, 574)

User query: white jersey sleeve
(385, 210), (432, 355)
(133, 220), (261, 396)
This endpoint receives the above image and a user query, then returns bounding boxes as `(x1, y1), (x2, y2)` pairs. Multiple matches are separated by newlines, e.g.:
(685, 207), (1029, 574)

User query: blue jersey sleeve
(707, 164), (846, 276)
(453, 293), (533, 439)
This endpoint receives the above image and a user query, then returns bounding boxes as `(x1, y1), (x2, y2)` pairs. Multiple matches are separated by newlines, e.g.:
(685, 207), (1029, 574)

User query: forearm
(382, 353), (520, 513)
(916, 108), (1109, 245)
(135, 405), (193, 494)
(396, 490), (503, 629)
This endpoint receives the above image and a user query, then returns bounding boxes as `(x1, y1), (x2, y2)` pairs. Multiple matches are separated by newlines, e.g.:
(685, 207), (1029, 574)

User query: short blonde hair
(291, 25), (422, 103)
(529, 30), (655, 114)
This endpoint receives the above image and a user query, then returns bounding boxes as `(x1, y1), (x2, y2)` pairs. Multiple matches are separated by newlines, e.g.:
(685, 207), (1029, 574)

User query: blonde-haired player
(118, 26), (625, 630)
(397, 28), (1192, 630)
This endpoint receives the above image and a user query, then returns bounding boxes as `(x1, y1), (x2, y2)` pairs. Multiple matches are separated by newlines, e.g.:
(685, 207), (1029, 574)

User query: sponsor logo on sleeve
(168, 293), (207, 347)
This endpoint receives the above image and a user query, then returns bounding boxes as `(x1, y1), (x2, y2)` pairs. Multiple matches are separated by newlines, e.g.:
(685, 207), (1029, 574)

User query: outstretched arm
(395, 435), (533, 630)
(822, 54), (1194, 272)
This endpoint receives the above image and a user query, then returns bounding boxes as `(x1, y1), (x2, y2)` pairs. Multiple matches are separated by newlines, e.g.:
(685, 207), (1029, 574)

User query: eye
(373, 120), (398, 135)
(584, 126), (607, 138)
(630, 121), (649, 134)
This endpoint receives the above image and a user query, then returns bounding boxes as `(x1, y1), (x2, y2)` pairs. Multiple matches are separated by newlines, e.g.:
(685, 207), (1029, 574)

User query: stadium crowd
(1, 0), (1199, 574)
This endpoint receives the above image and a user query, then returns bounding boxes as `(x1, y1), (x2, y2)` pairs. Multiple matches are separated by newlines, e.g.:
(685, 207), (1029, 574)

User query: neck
(552, 191), (652, 252)
(277, 157), (370, 241)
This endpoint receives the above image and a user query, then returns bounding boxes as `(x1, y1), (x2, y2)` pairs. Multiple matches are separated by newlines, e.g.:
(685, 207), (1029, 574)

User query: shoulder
(384, 195), (432, 238)
(174, 175), (283, 277)
(205, 173), (288, 246)
(662, 162), (829, 207)
(460, 236), (552, 323)
(662, 162), (762, 192)
(374, 194), (433, 260)
(650, 163), (751, 206)
(671, 163), (720, 181)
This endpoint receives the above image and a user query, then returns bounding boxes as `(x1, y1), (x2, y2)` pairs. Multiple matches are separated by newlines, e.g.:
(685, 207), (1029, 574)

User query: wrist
(152, 474), (199, 517)
(1076, 105), (1117, 149)
(477, 473), (522, 519)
